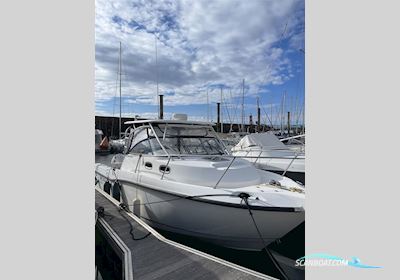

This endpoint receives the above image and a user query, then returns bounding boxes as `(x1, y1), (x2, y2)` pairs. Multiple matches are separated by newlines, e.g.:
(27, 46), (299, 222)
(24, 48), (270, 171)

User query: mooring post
(217, 102), (221, 133)
(159, 94), (164, 120)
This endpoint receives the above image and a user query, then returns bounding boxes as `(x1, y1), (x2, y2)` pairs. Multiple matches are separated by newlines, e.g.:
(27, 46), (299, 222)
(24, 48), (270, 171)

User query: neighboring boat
(95, 129), (110, 154)
(231, 132), (305, 184)
(216, 132), (248, 152)
(110, 137), (126, 153)
(95, 114), (305, 251)
(216, 133), (240, 152)
(220, 138), (237, 152)
(110, 128), (135, 154)
(280, 134), (305, 153)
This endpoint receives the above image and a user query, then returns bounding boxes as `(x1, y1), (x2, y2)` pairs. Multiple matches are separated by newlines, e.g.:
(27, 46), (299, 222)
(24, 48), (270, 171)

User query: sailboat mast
(302, 100), (305, 134)
(155, 34), (159, 118)
(280, 91), (285, 134)
(119, 41), (122, 138)
(256, 97), (260, 132)
(241, 79), (245, 132)
(206, 88), (209, 122)
(220, 87), (223, 133)
(270, 102), (273, 131)
(229, 89), (233, 132)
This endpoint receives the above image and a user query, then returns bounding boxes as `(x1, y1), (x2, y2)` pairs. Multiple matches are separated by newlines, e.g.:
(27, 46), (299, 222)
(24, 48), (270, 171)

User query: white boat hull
(96, 170), (304, 251)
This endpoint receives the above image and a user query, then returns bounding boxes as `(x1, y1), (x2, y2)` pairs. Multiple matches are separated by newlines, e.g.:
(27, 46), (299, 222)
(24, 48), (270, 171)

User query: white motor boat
(231, 133), (305, 185)
(95, 114), (305, 251)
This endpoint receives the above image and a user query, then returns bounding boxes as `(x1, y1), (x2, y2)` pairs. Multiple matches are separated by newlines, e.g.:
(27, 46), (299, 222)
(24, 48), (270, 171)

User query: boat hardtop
(124, 116), (215, 127)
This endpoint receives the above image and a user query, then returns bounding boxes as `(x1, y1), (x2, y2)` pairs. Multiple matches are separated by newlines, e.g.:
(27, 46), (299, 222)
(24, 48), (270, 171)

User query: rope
(96, 206), (114, 220)
(118, 205), (151, 241)
(239, 193), (289, 280)
(97, 171), (150, 241)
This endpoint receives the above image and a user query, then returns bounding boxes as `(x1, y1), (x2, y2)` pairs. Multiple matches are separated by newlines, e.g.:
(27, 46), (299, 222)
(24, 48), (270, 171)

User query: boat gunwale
(95, 170), (302, 213)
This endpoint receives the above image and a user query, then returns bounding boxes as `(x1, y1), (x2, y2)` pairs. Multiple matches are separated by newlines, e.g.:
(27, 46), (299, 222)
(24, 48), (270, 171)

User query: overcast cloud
(95, 0), (304, 120)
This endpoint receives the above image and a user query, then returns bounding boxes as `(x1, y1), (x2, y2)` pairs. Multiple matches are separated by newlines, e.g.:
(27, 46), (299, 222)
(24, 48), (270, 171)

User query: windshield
(160, 137), (225, 155)
(129, 124), (227, 155)
(156, 124), (225, 155)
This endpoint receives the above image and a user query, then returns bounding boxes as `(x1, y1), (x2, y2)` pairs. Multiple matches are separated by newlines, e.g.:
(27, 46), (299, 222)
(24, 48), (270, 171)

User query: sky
(95, 0), (304, 126)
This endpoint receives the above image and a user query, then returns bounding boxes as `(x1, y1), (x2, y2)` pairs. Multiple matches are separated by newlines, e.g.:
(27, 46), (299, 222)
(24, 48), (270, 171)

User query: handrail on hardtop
(128, 153), (303, 160)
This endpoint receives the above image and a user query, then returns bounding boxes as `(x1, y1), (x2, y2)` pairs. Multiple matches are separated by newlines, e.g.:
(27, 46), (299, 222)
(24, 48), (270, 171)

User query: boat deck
(95, 188), (277, 280)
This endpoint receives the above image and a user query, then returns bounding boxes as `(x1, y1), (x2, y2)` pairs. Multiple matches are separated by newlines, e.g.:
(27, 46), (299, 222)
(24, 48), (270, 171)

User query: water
(95, 227), (122, 280)
(95, 153), (305, 279)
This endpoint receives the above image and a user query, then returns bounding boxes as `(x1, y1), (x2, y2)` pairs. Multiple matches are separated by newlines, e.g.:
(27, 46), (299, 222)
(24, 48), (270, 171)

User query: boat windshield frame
(126, 122), (229, 156)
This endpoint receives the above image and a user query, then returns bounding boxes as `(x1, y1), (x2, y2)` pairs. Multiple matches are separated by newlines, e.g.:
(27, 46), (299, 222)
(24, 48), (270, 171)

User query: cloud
(95, 0), (304, 114)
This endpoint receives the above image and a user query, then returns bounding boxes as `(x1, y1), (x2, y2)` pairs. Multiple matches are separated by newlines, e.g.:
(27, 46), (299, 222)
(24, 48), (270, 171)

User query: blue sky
(95, 0), (304, 126)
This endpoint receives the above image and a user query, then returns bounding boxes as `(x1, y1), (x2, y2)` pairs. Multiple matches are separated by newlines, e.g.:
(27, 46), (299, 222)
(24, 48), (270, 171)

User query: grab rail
(282, 150), (301, 177)
(128, 153), (303, 160)
(129, 152), (303, 188)
(148, 123), (169, 156)
(253, 150), (263, 165)
(161, 156), (171, 180)
(214, 157), (236, 189)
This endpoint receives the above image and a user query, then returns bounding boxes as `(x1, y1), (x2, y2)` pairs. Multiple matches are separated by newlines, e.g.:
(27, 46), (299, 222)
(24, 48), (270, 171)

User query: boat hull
(96, 171), (304, 251)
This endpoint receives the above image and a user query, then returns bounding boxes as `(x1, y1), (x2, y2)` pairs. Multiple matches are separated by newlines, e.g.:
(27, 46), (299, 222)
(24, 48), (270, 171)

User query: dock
(95, 188), (277, 280)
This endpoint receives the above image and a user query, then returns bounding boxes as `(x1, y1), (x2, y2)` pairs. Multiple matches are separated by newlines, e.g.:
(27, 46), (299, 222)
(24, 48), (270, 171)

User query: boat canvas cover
(237, 133), (288, 150)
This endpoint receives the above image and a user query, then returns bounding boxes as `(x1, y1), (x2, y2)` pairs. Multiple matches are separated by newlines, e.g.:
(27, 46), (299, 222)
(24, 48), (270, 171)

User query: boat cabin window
(155, 124), (225, 155)
(131, 140), (152, 154)
(131, 138), (164, 154)
(128, 124), (226, 155)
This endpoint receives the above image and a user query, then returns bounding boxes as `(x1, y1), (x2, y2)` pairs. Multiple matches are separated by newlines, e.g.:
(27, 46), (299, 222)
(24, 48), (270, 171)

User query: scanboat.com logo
(295, 253), (381, 268)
